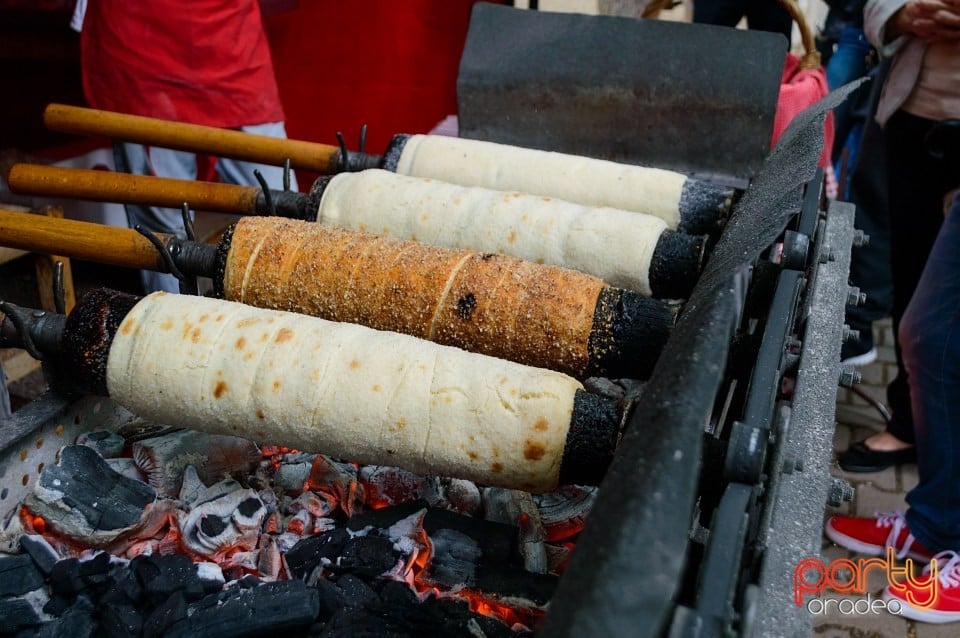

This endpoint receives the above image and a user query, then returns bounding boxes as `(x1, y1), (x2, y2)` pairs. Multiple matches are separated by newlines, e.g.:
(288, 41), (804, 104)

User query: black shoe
(837, 440), (917, 473)
(841, 330), (877, 366)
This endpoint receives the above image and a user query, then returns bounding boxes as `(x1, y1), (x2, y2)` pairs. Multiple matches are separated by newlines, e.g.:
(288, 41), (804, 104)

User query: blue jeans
(903, 191), (960, 552)
(825, 26), (873, 169)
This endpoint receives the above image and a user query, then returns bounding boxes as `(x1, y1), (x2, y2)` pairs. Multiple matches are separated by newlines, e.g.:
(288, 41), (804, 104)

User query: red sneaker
(825, 512), (935, 562)
(882, 551), (960, 623)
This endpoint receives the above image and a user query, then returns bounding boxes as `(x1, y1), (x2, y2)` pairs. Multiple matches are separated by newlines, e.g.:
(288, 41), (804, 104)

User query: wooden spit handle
(44, 103), (347, 174)
(7, 164), (262, 215)
(0, 208), (172, 271)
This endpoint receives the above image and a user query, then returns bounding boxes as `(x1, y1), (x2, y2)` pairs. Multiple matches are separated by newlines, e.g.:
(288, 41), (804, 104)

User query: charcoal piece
(166, 580), (320, 638)
(43, 594), (72, 616)
(335, 573), (379, 609)
(377, 580), (419, 608)
(196, 562), (225, 594)
(23, 445), (157, 545)
(99, 602), (143, 638)
(50, 558), (85, 598)
(427, 527), (480, 589)
(472, 615), (522, 638)
(79, 551), (112, 589)
(131, 554), (205, 606)
(285, 528), (350, 579)
(313, 576), (345, 622)
(132, 430), (261, 497)
(474, 564), (557, 606)
(346, 500), (429, 532)
(0, 597), (41, 634)
(19, 534), (61, 576)
(76, 430), (125, 458)
(142, 592), (188, 638)
(333, 535), (400, 578)
(37, 596), (96, 638)
(99, 566), (144, 606)
(236, 574), (262, 590)
(318, 609), (409, 638)
(0, 553), (45, 597)
(423, 508), (518, 567)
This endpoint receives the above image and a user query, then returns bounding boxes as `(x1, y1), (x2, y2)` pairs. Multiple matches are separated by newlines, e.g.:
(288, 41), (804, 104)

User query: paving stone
(914, 619), (960, 638)
(812, 607), (910, 636)
(859, 363), (886, 387)
(849, 481), (907, 517)
(896, 464), (919, 494)
(876, 345), (897, 365)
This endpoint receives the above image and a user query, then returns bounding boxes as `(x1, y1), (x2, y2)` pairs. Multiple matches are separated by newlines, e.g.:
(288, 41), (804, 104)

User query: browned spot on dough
(236, 337), (247, 350)
(275, 328), (294, 343)
(350, 359), (361, 370)
(160, 319), (174, 331)
(372, 384), (381, 392)
(491, 462), (504, 474)
(444, 396), (453, 404)
(120, 318), (135, 335)
(191, 327), (202, 343)
(19, 449), (27, 462)
(256, 409), (265, 420)
(214, 381), (228, 398)
(237, 317), (260, 328)
(469, 435), (476, 442)
(396, 418), (407, 431)
(199, 314), (210, 323)
(468, 451), (478, 461)
(273, 380), (282, 392)
(508, 230), (517, 244)
(492, 446), (501, 458)
(524, 440), (546, 461)
(259, 332), (269, 343)
(244, 352), (254, 361)
(534, 417), (549, 432)
(215, 314), (225, 322)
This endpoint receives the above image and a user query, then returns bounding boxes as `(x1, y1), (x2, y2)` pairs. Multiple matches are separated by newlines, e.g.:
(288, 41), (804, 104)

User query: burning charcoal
(132, 430), (261, 497)
(37, 595), (96, 638)
(532, 485), (597, 542)
(196, 562), (225, 593)
(423, 477), (482, 517)
(305, 456), (364, 517)
(131, 554), (205, 606)
(0, 552), (46, 596)
(142, 591), (188, 638)
(288, 491), (337, 519)
(257, 535), (282, 581)
(285, 528), (349, 579)
(275, 460), (313, 493)
(23, 445), (158, 546)
(346, 499), (430, 533)
(76, 429), (125, 458)
(482, 488), (548, 574)
(423, 509), (517, 565)
(105, 457), (147, 483)
(165, 580), (320, 638)
(544, 543), (573, 576)
(360, 465), (427, 508)
(335, 573), (380, 609)
(473, 565), (558, 607)
(178, 483), (265, 560)
(428, 528), (480, 588)
(99, 601), (143, 638)
(334, 535), (400, 579)
(20, 534), (61, 576)
(0, 597), (41, 634)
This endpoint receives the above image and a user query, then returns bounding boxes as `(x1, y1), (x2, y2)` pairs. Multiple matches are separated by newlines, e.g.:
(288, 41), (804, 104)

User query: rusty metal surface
(457, 4), (787, 186)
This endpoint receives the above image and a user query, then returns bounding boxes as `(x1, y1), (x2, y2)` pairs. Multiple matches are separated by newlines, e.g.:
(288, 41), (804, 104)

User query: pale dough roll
(223, 217), (602, 375)
(316, 168), (668, 295)
(394, 134), (685, 229)
(105, 292), (581, 492)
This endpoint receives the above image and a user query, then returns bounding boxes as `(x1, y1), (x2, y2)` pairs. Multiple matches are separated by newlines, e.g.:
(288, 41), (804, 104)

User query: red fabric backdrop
(263, 1), (499, 189)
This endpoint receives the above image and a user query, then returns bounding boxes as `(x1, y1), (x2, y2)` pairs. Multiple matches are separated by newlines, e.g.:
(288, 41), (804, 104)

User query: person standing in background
(693, 0), (795, 41)
(75, 0), (297, 293)
(835, 0), (960, 472)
